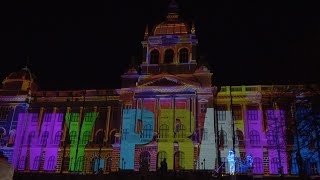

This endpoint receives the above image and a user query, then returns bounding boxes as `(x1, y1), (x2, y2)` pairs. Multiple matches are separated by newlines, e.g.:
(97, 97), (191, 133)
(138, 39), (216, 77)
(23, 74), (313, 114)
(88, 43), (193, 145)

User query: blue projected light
(120, 109), (154, 170)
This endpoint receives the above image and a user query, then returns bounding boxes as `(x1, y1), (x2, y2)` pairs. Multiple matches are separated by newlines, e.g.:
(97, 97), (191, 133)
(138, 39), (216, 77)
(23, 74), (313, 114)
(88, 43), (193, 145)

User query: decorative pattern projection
(0, 104), (26, 163)
(120, 109), (154, 170)
(198, 108), (216, 170)
(158, 109), (194, 170)
(65, 112), (98, 172)
(13, 113), (64, 171)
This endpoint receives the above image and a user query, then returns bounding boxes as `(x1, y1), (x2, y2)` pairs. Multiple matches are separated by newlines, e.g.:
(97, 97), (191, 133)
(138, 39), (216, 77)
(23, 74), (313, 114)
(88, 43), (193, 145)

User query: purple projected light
(42, 113), (63, 171)
(13, 113), (64, 171)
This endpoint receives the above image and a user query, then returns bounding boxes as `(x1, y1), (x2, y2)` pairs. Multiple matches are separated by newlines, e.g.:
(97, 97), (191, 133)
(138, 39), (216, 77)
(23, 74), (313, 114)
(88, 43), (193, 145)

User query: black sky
(0, 0), (319, 90)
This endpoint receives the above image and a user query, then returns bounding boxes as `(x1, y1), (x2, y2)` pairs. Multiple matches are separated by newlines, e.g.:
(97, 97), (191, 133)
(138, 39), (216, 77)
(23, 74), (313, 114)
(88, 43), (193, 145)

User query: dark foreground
(13, 172), (319, 180)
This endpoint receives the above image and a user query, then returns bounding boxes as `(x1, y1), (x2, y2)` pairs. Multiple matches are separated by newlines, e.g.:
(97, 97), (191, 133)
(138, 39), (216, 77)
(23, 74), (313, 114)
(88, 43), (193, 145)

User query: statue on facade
(228, 149), (235, 175)
(247, 155), (253, 175)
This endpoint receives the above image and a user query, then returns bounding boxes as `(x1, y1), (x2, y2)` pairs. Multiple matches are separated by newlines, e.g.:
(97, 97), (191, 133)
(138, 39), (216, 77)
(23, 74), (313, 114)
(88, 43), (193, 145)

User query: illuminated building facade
(0, 1), (319, 176)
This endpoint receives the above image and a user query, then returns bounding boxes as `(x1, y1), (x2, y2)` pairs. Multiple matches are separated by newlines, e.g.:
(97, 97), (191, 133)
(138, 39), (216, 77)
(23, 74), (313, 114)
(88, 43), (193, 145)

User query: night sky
(1, 0), (319, 90)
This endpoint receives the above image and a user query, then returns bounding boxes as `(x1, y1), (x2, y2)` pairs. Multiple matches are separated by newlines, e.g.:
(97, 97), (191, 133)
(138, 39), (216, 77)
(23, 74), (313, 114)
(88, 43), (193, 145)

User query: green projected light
(65, 112), (98, 171)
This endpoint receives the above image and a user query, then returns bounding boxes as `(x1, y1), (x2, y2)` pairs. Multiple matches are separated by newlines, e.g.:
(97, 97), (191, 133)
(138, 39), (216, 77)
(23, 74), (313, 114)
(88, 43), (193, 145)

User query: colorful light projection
(13, 112), (63, 171)
(10, 106), (292, 174)
(266, 110), (288, 174)
(65, 112), (98, 171)
(157, 109), (194, 170)
(120, 109), (154, 170)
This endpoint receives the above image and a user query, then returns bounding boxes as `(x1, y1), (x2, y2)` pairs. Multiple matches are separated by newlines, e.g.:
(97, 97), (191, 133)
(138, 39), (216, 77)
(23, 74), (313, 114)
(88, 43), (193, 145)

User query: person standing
(160, 158), (168, 176)
(0, 151), (14, 180)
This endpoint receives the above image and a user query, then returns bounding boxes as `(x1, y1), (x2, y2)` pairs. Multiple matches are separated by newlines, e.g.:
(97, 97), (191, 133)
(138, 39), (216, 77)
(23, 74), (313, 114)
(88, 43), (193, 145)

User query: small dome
(2, 66), (38, 91)
(6, 66), (34, 81)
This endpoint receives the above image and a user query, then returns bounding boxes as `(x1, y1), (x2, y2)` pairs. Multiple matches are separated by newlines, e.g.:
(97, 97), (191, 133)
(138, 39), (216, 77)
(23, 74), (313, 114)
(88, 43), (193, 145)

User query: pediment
(139, 74), (200, 87)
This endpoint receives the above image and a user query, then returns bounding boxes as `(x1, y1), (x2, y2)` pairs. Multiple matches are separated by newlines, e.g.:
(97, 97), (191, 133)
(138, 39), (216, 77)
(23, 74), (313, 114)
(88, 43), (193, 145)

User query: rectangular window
(200, 103), (207, 113)
(122, 129), (128, 140)
(202, 128), (208, 140)
(247, 105), (258, 120)
(311, 162), (318, 175)
(232, 105), (242, 120)
(217, 105), (227, 121)
(43, 114), (51, 122)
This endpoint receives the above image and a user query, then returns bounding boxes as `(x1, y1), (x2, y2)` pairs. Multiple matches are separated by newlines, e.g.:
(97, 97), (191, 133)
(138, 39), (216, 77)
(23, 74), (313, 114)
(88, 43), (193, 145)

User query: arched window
(219, 130), (227, 146)
(69, 131), (77, 144)
(159, 124), (169, 138)
(253, 157), (263, 174)
(249, 130), (260, 145)
(174, 151), (185, 170)
(164, 49), (174, 64)
(139, 151), (151, 169)
(141, 124), (153, 139)
(266, 130), (276, 145)
(76, 156), (84, 171)
(81, 131), (91, 145)
(32, 156), (41, 170)
(54, 131), (63, 145)
(157, 151), (167, 169)
(150, 49), (159, 64)
(18, 156), (25, 170)
(93, 158), (105, 173)
(95, 130), (104, 145)
(236, 130), (244, 147)
(27, 131), (35, 145)
(109, 130), (116, 144)
(179, 48), (189, 63)
(40, 131), (49, 146)
(175, 124), (186, 138)
(47, 156), (56, 170)
(270, 158), (278, 174)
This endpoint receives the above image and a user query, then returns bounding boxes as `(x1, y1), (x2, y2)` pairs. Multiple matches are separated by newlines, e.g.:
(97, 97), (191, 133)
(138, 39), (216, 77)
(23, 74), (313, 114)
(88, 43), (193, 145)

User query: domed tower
(141, 0), (198, 75)
(2, 66), (38, 93)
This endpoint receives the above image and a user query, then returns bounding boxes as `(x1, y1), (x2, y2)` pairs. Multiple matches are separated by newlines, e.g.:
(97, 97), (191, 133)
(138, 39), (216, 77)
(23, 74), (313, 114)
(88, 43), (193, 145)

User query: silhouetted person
(140, 157), (149, 180)
(160, 158), (168, 176)
(0, 151), (14, 180)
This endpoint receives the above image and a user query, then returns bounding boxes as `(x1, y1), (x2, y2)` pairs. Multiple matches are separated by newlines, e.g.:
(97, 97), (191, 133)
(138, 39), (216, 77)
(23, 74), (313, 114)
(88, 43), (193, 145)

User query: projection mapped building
(0, 0), (319, 176)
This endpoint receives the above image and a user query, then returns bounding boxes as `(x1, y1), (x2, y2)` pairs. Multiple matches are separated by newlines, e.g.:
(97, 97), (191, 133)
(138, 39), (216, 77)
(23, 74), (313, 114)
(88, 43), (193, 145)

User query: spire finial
(191, 21), (196, 34)
(166, 0), (180, 21)
(144, 24), (149, 39)
(168, 0), (179, 14)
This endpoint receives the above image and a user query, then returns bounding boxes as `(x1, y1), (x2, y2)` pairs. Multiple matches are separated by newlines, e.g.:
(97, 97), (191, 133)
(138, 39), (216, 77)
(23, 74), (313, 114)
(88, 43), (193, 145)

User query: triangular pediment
(139, 74), (200, 87)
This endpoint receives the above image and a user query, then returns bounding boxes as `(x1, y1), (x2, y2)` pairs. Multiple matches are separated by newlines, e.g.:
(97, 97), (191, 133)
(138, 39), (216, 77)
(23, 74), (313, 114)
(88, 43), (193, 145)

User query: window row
(149, 48), (189, 64)
(26, 131), (63, 145)
(0, 106), (12, 120)
(18, 155), (56, 170)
